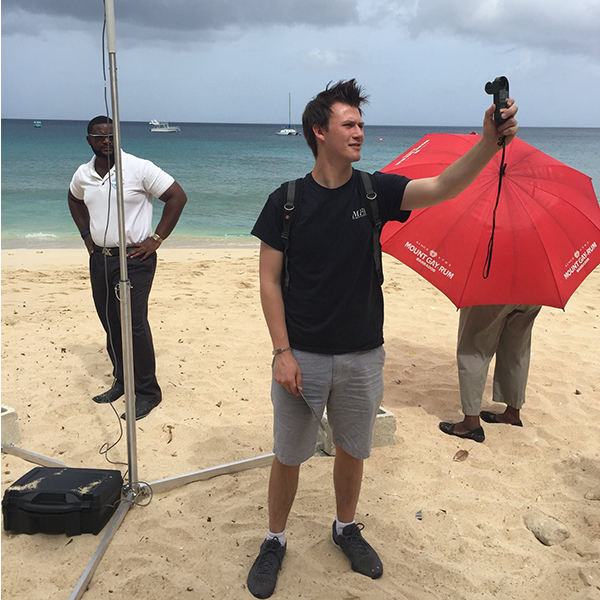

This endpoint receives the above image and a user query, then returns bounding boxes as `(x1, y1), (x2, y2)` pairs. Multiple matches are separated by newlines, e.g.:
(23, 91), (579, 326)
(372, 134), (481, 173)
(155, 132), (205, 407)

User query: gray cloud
(2, 0), (360, 40)
(402, 0), (600, 60)
(4, 0), (598, 61)
(302, 48), (354, 68)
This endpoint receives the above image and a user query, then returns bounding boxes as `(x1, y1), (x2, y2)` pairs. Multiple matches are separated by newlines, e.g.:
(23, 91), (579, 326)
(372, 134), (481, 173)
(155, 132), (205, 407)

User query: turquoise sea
(2, 119), (599, 249)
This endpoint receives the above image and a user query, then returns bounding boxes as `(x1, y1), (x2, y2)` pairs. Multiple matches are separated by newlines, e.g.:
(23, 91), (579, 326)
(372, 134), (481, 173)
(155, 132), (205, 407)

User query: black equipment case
(2, 467), (123, 536)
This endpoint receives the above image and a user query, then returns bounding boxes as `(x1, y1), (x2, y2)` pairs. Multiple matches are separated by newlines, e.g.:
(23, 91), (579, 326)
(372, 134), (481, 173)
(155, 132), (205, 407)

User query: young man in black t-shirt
(247, 79), (519, 598)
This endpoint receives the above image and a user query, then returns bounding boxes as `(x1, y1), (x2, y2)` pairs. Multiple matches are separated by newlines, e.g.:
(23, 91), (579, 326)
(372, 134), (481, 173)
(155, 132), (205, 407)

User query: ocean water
(2, 119), (599, 249)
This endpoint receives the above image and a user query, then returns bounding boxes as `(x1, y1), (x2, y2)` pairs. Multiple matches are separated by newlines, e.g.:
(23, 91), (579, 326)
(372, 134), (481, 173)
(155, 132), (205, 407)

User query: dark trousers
(89, 251), (161, 404)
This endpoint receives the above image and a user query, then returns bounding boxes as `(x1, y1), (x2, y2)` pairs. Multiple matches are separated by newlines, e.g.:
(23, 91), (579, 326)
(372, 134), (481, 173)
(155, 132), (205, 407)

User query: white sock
(267, 529), (287, 547)
(335, 516), (355, 536)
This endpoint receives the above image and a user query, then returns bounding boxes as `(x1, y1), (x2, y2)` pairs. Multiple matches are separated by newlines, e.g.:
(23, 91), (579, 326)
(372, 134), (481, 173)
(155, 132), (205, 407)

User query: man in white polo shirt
(68, 116), (187, 420)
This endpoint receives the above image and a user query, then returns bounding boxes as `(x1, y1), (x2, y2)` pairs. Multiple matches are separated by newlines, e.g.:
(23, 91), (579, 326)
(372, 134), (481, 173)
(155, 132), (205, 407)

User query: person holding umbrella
(439, 304), (542, 443)
(247, 79), (518, 598)
(376, 96), (600, 445)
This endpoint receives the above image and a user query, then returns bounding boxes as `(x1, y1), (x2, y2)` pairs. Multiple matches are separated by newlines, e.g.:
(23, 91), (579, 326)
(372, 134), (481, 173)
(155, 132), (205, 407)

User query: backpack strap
(358, 170), (384, 286)
(280, 172), (383, 296)
(281, 178), (303, 297)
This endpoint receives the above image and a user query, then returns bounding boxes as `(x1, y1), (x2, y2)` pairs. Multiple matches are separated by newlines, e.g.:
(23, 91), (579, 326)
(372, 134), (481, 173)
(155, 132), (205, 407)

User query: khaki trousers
(457, 304), (541, 416)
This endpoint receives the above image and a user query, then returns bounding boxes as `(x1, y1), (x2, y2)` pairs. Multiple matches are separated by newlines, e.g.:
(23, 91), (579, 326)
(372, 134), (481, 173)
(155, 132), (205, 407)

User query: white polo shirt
(69, 151), (175, 247)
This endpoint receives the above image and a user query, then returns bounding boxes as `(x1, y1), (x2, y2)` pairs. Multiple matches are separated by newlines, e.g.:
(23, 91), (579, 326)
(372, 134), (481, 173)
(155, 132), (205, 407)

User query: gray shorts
(271, 346), (386, 466)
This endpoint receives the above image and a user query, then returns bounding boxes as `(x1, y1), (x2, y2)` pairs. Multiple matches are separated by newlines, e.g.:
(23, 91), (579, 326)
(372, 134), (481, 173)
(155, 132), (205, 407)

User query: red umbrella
(380, 134), (600, 308)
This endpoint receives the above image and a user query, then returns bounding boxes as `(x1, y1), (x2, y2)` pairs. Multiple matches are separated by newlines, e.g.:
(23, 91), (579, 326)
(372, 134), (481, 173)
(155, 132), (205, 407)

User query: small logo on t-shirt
(352, 208), (367, 220)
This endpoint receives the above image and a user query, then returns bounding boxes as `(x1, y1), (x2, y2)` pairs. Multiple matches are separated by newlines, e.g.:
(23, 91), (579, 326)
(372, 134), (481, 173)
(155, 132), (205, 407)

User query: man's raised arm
(402, 100), (519, 211)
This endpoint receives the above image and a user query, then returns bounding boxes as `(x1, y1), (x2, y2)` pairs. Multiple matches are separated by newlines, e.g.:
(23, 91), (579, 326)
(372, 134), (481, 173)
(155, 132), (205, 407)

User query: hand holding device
(485, 76), (509, 125)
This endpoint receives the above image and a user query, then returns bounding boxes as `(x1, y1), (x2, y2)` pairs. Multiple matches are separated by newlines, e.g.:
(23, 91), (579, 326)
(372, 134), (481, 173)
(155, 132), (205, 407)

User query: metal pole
(104, 0), (138, 488)
(148, 454), (275, 494)
(68, 490), (135, 600)
(1, 444), (70, 468)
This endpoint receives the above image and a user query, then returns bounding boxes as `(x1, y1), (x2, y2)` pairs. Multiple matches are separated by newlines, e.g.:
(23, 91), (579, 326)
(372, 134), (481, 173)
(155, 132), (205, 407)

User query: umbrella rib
(510, 176), (566, 304)
(451, 194), (492, 308)
(502, 175), (596, 308)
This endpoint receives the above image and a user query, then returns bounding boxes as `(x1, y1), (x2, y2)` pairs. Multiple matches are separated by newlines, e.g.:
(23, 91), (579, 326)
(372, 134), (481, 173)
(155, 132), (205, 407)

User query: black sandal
(480, 411), (523, 427)
(439, 422), (485, 443)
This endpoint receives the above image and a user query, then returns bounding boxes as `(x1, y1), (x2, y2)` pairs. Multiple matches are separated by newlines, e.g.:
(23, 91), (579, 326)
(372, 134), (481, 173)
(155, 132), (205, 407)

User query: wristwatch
(151, 232), (164, 244)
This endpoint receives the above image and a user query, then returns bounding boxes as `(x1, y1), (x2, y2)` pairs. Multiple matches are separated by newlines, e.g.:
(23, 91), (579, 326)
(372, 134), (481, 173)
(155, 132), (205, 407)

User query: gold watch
(151, 232), (163, 244)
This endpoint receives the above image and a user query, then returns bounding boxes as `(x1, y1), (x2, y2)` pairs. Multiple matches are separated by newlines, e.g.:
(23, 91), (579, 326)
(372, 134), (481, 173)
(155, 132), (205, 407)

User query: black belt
(93, 244), (139, 257)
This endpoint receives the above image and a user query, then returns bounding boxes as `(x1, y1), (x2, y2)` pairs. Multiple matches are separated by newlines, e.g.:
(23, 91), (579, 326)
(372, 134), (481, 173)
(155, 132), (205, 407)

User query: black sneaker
(247, 538), (286, 599)
(332, 522), (383, 579)
(92, 384), (124, 404)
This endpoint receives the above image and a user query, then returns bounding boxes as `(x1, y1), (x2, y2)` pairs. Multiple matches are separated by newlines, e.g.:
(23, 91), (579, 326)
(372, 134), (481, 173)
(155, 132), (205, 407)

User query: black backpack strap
(358, 170), (384, 286)
(281, 178), (303, 297)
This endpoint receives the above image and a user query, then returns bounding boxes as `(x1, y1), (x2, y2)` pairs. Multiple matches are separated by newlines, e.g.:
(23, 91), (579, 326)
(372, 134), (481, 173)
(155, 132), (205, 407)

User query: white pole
(103, 0), (139, 490)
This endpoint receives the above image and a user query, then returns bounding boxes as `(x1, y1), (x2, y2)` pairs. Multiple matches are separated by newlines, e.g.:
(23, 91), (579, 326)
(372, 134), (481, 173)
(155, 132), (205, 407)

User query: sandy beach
(1, 247), (599, 600)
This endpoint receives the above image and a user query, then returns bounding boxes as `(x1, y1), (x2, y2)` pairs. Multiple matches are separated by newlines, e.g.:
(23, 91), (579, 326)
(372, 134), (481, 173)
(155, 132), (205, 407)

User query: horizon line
(2, 117), (599, 130)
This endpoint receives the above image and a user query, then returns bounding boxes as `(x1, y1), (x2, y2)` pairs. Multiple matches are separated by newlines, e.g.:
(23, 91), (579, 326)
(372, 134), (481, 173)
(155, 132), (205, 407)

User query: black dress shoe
(439, 422), (485, 443)
(92, 384), (124, 404)
(480, 411), (523, 427)
(120, 398), (161, 421)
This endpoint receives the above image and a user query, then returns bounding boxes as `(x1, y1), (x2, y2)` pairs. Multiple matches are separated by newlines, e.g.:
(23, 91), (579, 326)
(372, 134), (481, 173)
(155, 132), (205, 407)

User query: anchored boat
(276, 94), (301, 136)
(149, 119), (181, 133)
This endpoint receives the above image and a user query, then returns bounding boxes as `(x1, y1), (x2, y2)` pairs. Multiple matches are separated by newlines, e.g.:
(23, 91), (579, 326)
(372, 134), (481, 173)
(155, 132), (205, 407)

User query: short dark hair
(302, 79), (369, 158)
(87, 116), (113, 134)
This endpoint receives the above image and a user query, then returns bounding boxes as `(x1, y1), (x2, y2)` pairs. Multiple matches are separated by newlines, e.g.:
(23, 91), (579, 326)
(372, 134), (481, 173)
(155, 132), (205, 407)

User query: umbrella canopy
(380, 134), (600, 308)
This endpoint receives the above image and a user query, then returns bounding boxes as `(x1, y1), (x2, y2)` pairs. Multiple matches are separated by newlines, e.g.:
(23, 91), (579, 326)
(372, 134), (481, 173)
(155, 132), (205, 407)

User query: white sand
(2, 248), (599, 599)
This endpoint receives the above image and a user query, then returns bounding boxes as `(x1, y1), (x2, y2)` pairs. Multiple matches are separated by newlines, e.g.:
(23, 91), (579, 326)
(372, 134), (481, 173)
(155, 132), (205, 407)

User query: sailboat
(149, 119), (181, 133)
(276, 93), (301, 136)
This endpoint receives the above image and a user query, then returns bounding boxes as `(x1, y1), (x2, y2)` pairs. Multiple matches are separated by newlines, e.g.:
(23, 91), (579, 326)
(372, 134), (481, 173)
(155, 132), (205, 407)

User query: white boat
(276, 128), (300, 136)
(149, 119), (180, 133)
(276, 94), (301, 136)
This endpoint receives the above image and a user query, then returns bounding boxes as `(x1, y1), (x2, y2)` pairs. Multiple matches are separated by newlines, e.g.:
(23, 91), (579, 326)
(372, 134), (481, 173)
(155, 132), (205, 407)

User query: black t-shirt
(251, 169), (411, 354)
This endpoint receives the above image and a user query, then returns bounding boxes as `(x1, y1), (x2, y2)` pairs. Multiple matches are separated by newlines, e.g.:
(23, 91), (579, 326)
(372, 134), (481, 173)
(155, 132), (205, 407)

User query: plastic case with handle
(2, 467), (123, 536)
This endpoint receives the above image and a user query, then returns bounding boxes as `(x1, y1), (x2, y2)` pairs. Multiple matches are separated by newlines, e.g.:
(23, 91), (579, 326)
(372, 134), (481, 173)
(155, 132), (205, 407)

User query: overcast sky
(2, 0), (599, 127)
